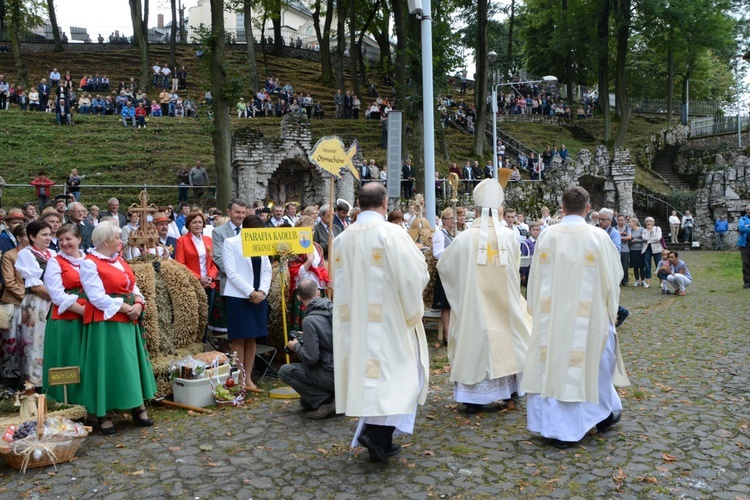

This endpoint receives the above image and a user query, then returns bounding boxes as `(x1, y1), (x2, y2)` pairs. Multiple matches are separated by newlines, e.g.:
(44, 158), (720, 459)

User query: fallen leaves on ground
(661, 453), (677, 462)
(612, 468), (627, 483)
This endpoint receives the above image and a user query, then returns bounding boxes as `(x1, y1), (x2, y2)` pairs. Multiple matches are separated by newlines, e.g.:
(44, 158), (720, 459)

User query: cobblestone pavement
(1, 251), (749, 499)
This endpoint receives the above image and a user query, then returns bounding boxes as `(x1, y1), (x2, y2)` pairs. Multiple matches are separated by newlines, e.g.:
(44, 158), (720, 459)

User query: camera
(284, 331), (304, 354)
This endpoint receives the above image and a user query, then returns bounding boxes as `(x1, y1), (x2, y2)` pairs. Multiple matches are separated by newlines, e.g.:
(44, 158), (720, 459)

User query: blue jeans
(715, 233), (726, 250)
(71, 191), (81, 202)
(643, 247), (654, 279)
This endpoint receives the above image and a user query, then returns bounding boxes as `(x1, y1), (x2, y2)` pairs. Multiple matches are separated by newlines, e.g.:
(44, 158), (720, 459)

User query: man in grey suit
(67, 202), (95, 250)
(100, 197), (128, 228)
(212, 198), (248, 294)
(313, 204), (341, 257)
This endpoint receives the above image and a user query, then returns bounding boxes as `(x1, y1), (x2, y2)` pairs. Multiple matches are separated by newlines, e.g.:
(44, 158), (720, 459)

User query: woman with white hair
(640, 216), (663, 289)
(79, 221), (156, 435)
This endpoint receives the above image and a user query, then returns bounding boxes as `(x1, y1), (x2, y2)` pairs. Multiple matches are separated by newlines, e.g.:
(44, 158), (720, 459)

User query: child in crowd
(520, 222), (541, 287)
(656, 249), (672, 293)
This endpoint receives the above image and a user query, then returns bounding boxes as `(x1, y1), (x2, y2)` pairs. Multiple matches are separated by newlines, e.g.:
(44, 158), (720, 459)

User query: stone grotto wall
(232, 113), (356, 206)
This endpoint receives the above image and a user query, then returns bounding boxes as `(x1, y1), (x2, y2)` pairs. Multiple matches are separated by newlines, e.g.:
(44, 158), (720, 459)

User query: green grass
(0, 46), (676, 208)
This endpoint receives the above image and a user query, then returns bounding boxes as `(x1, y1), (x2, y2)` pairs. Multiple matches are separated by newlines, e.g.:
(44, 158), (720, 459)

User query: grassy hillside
(0, 45), (668, 208)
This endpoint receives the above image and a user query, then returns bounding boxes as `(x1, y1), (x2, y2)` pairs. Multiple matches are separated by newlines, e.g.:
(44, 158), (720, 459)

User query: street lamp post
(484, 53), (557, 181)
(487, 51), (499, 180)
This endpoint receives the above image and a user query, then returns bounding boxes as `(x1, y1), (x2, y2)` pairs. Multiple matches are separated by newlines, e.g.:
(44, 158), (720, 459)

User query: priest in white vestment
(522, 186), (630, 449)
(333, 183), (430, 464)
(437, 179), (531, 414)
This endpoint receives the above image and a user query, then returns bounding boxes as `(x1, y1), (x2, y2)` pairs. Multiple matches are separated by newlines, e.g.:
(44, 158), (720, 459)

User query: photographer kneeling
(279, 280), (336, 419)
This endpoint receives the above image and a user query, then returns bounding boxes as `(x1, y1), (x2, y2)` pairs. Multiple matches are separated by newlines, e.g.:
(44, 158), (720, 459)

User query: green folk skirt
(80, 320), (157, 417)
(42, 317), (84, 404)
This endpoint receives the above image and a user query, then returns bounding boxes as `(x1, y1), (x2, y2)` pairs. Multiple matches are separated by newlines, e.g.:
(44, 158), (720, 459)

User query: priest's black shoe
(358, 433), (389, 464)
(552, 439), (575, 449)
(596, 410), (622, 433)
(465, 403), (483, 415)
(385, 443), (402, 457)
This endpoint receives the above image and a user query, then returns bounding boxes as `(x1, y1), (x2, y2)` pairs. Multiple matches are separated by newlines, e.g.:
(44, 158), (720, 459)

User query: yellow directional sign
(241, 228), (315, 257)
(308, 136), (359, 180)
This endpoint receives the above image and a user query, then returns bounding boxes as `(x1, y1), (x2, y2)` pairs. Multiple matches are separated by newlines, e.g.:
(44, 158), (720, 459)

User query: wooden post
(327, 177), (335, 301)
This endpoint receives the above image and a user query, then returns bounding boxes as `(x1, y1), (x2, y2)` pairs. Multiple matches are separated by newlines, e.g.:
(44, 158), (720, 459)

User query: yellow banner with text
(241, 228), (315, 257)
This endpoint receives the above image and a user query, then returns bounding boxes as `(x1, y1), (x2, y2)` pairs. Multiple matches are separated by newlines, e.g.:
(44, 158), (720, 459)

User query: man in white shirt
(266, 205), (285, 227)
(212, 198), (248, 294)
(152, 62), (161, 86)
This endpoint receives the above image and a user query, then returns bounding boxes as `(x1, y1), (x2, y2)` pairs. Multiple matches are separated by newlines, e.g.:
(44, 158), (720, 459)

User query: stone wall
(500, 145), (635, 217)
(635, 124), (690, 170)
(232, 113), (355, 206)
(694, 155), (750, 248)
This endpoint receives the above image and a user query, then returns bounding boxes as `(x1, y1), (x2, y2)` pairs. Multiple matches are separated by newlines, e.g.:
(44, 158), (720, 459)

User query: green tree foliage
(5, 0), (45, 87)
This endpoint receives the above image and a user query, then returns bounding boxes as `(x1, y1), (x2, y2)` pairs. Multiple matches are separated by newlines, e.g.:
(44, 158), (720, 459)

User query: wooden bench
(422, 309), (444, 342)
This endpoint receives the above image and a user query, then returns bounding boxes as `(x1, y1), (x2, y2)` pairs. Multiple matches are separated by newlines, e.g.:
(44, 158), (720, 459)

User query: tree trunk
(371, 7), (391, 71)
(7, 0), (27, 87)
(129, 0), (150, 89)
(473, 0), (489, 157)
(561, 0), (573, 105)
(313, 0), (334, 82)
(348, 0), (360, 98)
(613, 0), (631, 149)
(0, 0), (6, 34)
(244, 0), (259, 91)
(179, 0), (186, 43)
(169, 0), (177, 67)
(46, 0), (63, 51)
(335, 0), (346, 91)
(356, 0), (380, 91)
(392, 0), (407, 109)
(209, 0), (233, 211)
(272, 15), (283, 56)
(597, 0), (611, 143)
(507, 0), (515, 77)
(666, 48), (674, 122)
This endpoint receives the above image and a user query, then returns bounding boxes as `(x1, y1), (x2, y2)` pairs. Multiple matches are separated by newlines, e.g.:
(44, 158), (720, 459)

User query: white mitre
(473, 179), (505, 265)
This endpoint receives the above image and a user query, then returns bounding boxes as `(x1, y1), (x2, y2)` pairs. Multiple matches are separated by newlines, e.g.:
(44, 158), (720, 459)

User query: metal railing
(633, 190), (684, 220)
(630, 97), (723, 117)
(689, 116), (750, 138)
(1, 183), (216, 202)
(484, 121), (541, 165)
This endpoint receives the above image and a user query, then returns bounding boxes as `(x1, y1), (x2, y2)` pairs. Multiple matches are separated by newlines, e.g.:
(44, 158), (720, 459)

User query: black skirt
(432, 272), (451, 310)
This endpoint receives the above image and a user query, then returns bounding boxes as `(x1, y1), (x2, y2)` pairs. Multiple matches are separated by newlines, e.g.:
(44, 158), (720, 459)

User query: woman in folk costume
(432, 207), (456, 344)
(437, 179), (531, 415)
(287, 215), (329, 331)
(15, 220), (56, 389)
(0, 224), (29, 388)
(42, 224), (87, 403)
(79, 221), (156, 435)
(175, 211), (219, 316)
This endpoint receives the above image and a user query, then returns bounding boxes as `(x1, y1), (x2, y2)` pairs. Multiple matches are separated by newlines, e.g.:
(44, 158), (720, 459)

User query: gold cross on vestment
(372, 252), (382, 263)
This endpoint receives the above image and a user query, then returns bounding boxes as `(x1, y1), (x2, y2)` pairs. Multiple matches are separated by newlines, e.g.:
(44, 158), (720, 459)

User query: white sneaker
(643, 283), (650, 288)
(633, 281), (640, 287)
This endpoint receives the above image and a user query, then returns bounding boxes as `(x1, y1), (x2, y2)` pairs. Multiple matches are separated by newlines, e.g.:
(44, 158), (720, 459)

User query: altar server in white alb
(332, 183), (430, 465)
(437, 178), (530, 414)
(522, 186), (630, 449)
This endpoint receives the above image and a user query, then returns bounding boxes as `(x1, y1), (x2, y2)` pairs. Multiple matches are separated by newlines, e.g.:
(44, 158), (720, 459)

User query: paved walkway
(1, 251), (749, 498)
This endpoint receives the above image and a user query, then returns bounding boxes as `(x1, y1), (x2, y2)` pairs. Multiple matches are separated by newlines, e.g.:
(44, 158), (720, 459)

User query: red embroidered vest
(51, 255), (87, 320)
(83, 255), (138, 324)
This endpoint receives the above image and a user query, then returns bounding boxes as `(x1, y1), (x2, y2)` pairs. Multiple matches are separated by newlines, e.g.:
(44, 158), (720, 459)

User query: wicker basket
(0, 395), (88, 473)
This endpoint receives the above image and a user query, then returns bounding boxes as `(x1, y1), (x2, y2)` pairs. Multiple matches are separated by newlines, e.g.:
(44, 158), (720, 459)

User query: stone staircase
(651, 145), (691, 190)
(632, 208), (694, 251)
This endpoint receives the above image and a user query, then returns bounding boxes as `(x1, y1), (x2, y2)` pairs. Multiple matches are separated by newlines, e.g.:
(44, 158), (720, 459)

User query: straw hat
(40, 207), (62, 220)
(152, 212), (169, 223)
(4, 208), (25, 222)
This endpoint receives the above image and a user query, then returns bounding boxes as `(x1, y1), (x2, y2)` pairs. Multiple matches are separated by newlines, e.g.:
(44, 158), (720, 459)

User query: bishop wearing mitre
(522, 186), (630, 449)
(437, 178), (531, 415)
